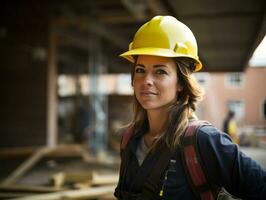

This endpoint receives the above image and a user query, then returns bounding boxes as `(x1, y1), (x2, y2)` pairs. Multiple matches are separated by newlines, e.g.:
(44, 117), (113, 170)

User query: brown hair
(130, 57), (203, 149)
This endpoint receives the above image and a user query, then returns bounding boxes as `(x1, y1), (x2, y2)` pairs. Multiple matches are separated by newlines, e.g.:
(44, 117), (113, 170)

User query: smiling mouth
(140, 91), (158, 95)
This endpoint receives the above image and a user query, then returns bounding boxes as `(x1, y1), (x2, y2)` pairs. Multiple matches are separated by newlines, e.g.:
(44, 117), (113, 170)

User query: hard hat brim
(120, 47), (202, 71)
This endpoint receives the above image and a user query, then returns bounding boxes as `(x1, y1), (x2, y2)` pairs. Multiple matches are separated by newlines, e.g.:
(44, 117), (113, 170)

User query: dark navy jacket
(115, 125), (266, 200)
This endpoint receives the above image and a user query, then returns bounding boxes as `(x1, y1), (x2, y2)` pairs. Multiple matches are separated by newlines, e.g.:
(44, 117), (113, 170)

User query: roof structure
(49, 0), (266, 73)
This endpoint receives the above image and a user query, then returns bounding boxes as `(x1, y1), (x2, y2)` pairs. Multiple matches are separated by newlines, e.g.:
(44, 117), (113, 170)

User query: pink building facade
(196, 67), (266, 131)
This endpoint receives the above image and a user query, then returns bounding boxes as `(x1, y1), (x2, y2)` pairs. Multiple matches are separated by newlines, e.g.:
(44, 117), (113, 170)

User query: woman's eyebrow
(135, 64), (145, 68)
(154, 64), (167, 68)
(135, 64), (168, 68)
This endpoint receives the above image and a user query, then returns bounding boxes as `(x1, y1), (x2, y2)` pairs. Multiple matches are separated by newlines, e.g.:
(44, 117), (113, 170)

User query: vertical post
(88, 32), (108, 156)
(47, 25), (58, 148)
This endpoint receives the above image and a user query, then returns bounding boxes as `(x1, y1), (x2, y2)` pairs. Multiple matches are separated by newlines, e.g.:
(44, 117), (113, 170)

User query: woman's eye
(156, 69), (167, 75)
(135, 68), (145, 73)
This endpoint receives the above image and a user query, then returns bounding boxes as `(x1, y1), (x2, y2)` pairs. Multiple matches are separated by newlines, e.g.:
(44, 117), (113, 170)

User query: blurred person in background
(114, 16), (266, 200)
(223, 110), (239, 144)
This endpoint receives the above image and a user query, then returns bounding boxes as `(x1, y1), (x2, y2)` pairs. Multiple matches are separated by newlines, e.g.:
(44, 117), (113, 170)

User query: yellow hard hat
(120, 16), (202, 71)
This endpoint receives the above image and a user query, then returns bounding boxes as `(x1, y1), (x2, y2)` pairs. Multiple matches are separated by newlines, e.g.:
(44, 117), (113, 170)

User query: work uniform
(114, 125), (266, 200)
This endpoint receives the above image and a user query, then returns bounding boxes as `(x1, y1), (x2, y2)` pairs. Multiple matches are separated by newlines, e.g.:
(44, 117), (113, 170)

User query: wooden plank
(10, 185), (116, 200)
(73, 181), (92, 189)
(52, 171), (93, 188)
(52, 172), (65, 189)
(0, 185), (60, 193)
(46, 145), (88, 157)
(0, 192), (31, 198)
(1, 147), (53, 186)
(1, 145), (91, 186)
(0, 145), (86, 157)
(91, 172), (119, 186)
(0, 147), (37, 157)
(52, 171), (118, 188)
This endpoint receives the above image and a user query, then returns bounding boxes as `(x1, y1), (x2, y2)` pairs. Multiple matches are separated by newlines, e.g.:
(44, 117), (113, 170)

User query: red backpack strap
(116, 125), (135, 199)
(181, 120), (217, 200)
(121, 125), (135, 149)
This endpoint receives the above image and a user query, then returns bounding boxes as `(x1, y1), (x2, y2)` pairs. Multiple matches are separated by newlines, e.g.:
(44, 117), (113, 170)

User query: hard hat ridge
(120, 15), (202, 72)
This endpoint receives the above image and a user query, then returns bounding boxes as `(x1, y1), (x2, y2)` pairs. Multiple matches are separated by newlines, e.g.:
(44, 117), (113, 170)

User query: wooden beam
(55, 28), (90, 50)
(51, 171), (119, 189)
(1, 147), (53, 186)
(0, 145), (89, 185)
(121, 0), (147, 21)
(10, 185), (116, 200)
(0, 192), (32, 199)
(146, 0), (169, 15)
(0, 145), (87, 157)
(0, 185), (60, 193)
(47, 23), (58, 148)
(91, 172), (119, 186)
(54, 14), (128, 50)
(99, 14), (142, 23)
(46, 145), (87, 157)
(0, 147), (37, 157)
(0, 192), (29, 198)
(86, 17), (128, 49)
(52, 171), (93, 189)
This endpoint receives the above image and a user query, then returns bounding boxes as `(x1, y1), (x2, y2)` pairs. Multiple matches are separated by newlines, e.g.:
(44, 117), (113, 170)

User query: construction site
(0, 0), (266, 199)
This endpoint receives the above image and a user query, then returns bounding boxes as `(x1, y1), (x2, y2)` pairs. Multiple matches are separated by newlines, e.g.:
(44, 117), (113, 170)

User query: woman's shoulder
(196, 123), (234, 148)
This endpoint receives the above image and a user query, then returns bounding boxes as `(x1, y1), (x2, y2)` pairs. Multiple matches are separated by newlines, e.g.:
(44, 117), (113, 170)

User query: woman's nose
(143, 73), (153, 86)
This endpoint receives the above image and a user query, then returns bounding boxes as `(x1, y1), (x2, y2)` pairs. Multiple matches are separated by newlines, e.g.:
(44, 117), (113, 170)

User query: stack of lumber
(0, 171), (118, 200)
(0, 185), (116, 200)
(0, 145), (119, 200)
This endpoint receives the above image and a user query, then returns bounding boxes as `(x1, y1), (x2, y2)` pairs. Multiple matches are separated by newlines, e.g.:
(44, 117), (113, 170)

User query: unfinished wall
(0, 1), (49, 147)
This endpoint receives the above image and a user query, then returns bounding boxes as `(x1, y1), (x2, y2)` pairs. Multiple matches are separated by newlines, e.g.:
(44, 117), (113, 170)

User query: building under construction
(0, 0), (266, 199)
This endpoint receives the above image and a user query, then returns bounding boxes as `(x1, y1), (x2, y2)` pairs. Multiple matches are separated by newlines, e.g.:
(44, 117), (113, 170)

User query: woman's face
(133, 55), (181, 111)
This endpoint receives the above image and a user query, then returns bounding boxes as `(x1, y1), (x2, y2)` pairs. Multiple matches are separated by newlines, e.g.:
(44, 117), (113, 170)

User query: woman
(114, 16), (266, 200)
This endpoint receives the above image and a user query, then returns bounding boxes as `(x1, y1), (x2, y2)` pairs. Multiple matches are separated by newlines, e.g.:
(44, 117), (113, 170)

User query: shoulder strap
(116, 125), (135, 199)
(121, 125), (135, 149)
(119, 121), (217, 200)
(119, 126), (172, 200)
(181, 120), (217, 200)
